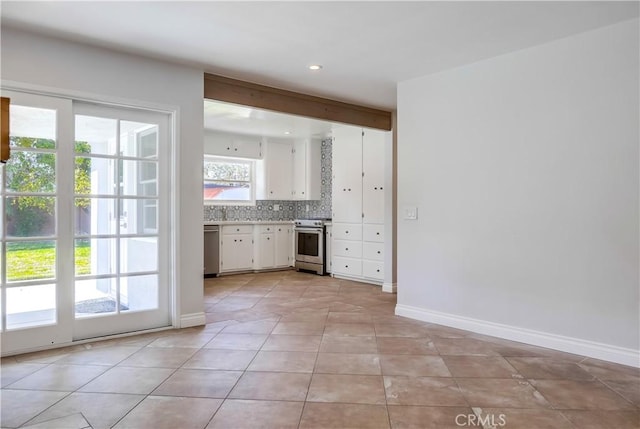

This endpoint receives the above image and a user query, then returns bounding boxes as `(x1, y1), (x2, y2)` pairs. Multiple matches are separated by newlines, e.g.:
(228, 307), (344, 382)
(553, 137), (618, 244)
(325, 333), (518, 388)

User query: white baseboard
(382, 282), (397, 293)
(332, 274), (383, 287)
(395, 304), (640, 368)
(180, 312), (206, 328)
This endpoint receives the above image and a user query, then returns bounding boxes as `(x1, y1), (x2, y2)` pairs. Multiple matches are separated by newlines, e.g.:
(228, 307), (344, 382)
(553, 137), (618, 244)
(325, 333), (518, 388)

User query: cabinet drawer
(362, 242), (384, 261)
(257, 225), (277, 234)
(362, 260), (384, 280)
(332, 256), (362, 277)
(363, 224), (384, 242)
(332, 223), (362, 241)
(222, 225), (253, 235)
(333, 239), (362, 258)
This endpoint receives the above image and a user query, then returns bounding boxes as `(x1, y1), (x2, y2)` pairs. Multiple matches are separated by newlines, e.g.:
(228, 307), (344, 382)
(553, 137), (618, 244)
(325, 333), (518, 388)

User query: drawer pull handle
(345, 265), (349, 268)
(377, 251), (381, 254)
(376, 269), (380, 272)
(380, 187), (383, 190)
(343, 188), (346, 191)
(376, 232), (380, 235)
(374, 187), (378, 190)
(348, 188), (351, 191)
(345, 248), (349, 251)
(345, 231), (349, 234)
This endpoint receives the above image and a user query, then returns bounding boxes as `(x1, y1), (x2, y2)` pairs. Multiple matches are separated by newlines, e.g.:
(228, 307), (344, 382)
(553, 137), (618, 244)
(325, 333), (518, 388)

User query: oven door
(295, 227), (324, 265)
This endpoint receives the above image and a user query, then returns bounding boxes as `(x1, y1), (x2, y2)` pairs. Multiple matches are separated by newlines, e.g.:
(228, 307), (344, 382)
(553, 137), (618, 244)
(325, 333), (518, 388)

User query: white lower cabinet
(220, 223), (293, 273)
(221, 226), (254, 272)
(332, 256), (362, 277)
(325, 225), (333, 274)
(274, 225), (293, 268)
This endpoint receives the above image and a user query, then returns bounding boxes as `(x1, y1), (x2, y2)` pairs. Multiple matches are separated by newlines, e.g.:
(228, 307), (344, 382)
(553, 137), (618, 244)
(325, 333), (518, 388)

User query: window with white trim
(204, 156), (255, 205)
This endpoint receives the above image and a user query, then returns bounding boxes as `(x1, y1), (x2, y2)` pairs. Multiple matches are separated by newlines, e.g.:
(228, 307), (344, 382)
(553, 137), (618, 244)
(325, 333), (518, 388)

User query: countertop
(204, 220), (332, 226)
(204, 220), (294, 226)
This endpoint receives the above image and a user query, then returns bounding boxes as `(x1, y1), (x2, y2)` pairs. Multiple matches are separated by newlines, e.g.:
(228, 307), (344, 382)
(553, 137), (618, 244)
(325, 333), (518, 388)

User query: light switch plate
(404, 206), (418, 220)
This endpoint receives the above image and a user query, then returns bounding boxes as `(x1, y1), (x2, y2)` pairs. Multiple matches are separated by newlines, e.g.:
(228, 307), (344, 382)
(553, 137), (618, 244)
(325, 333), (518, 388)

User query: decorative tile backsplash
(204, 138), (333, 222)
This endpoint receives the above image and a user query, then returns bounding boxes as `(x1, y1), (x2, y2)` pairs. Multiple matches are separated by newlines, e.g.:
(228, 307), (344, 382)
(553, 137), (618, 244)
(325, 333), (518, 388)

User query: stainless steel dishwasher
(203, 225), (220, 277)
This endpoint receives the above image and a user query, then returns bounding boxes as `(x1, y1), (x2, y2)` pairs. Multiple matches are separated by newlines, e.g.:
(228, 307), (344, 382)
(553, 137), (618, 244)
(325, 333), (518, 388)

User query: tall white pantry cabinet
(331, 126), (390, 286)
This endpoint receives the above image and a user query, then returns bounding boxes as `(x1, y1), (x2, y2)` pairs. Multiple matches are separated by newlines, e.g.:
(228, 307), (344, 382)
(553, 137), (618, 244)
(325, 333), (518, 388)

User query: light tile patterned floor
(1, 270), (639, 428)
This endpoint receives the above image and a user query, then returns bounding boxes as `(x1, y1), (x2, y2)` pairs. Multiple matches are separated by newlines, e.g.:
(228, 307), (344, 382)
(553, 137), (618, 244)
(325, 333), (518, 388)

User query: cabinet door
(292, 140), (306, 200)
(362, 129), (386, 224)
(325, 225), (332, 274)
(258, 233), (275, 268)
(233, 136), (262, 158)
(332, 126), (363, 223)
(221, 233), (253, 271)
(235, 235), (254, 270)
(274, 225), (291, 267)
(266, 141), (293, 199)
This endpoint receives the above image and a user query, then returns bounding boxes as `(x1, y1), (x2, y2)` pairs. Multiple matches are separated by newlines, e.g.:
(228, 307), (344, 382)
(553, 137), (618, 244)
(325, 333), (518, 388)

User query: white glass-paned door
(72, 103), (170, 340)
(0, 91), (172, 355)
(0, 91), (74, 354)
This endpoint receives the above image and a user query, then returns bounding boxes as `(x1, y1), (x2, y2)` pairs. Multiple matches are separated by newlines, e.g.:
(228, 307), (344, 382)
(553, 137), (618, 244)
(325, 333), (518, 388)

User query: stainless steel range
(294, 218), (329, 275)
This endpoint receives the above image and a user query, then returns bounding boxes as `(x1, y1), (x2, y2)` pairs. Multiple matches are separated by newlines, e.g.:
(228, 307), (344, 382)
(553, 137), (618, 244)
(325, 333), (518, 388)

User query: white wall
(397, 19), (639, 365)
(1, 27), (205, 324)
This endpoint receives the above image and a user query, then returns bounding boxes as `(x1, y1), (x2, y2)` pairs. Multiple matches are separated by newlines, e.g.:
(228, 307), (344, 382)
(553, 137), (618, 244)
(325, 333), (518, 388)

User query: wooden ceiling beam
(204, 73), (392, 131)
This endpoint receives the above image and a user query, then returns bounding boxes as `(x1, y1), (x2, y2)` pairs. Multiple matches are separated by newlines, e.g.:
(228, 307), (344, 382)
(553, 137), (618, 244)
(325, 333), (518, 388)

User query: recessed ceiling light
(284, 131), (291, 135)
(309, 64), (323, 71)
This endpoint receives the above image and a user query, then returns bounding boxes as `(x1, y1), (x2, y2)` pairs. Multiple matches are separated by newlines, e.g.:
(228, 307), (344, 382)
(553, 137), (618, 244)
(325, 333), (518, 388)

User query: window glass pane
(75, 198), (117, 235)
(6, 241), (56, 282)
(10, 105), (56, 147)
(120, 237), (157, 273)
(121, 275), (158, 312)
(121, 160), (157, 197)
(75, 238), (116, 276)
(204, 160), (250, 181)
(75, 115), (117, 155)
(204, 181), (252, 201)
(5, 197), (55, 238)
(75, 278), (119, 317)
(76, 157), (117, 195)
(5, 152), (56, 193)
(121, 121), (158, 158)
(6, 284), (56, 329)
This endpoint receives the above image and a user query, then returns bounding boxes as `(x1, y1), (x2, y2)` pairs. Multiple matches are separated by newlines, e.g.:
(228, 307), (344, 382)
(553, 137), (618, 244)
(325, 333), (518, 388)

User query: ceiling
(204, 99), (334, 138)
(2, 2), (638, 112)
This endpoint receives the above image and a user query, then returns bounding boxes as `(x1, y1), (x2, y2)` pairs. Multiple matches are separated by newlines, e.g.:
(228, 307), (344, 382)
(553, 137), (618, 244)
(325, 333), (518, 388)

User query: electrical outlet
(306, 204), (310, 212)
(273, 204), (279, 211)
(403, 206), (418, 220)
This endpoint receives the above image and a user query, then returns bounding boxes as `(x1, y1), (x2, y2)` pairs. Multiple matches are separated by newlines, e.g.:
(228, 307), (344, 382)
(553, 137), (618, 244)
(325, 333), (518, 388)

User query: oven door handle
(294, 227), (323, 233)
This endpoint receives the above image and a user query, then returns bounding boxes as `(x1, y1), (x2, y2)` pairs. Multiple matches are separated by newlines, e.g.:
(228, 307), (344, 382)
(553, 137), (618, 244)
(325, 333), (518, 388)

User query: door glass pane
(75, 238), (116, 276)
(121, 275), (158, 312)
(5, 197), (55, 238)
(298, 233), (319, 257)
(76, 157), (117, 195)
(121, 160), (157, 196)
(75, 198), (117, 235)
(120, 199), (158, 234)
(75, 278), (119, 317)
(75, 115), (117, 155)
(121, 121), (157, 158)
(6, 241), (56, 282)
(10, 105), (56, 146)
(5, 152), (56, 193)
(6, 284), (56, 329)
(120, 237), (157, 273)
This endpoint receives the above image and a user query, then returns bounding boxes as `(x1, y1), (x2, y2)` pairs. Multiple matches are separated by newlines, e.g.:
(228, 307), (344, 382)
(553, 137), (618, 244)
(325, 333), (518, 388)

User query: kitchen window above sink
(204, 156), (256, 205)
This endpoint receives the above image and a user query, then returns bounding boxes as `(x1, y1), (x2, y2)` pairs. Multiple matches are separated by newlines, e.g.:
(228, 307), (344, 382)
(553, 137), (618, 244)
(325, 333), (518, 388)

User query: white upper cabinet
(362, 129), (386, 224)
(332, 126), (363, 223)
(204, 130), (263, 159)
(292, 138), (321, 200)
(257, 137), (321, 201)
(257, 139), (293, 200)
